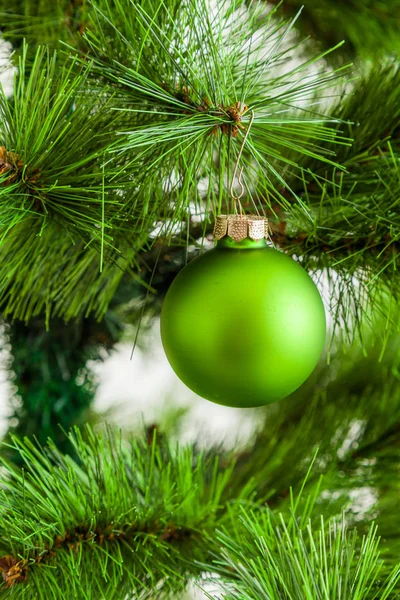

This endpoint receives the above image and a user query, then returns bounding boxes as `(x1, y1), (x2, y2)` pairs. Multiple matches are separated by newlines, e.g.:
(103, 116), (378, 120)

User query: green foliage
(0, 45), (118, 242)
(5, 309), (125, 451)
(81, 0), (350, 218)
(0, 0), (354, 324)
(0, 0), (356, 325)
(1, 2), (400, 598)
(3, 0), (399, 66)
(0, 45), (148, 322)
(209, 510), (400, 599)
(0, 426), (251, 598)
(7, 319), (95, 449)
(0, 426), (399, 599)
(0, 1), (89, 51)
(1, 302), (400, 598)
(268, 63), (400, 344)
(267, 0), (400, 62)
(0, 219), (143, 324)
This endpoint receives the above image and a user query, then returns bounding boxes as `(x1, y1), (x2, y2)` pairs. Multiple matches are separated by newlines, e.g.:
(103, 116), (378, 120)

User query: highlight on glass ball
(160, 215), (326, 408)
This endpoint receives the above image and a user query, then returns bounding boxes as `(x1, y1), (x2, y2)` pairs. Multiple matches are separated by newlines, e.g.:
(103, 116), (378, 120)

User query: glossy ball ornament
(160, 235), (326, 408)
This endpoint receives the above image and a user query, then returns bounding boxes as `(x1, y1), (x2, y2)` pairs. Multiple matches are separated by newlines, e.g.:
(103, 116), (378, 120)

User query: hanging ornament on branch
(160, 112), (326, 408)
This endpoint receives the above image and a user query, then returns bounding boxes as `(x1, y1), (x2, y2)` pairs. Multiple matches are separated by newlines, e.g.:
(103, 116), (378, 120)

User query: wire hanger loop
(229, 109), (255, 214)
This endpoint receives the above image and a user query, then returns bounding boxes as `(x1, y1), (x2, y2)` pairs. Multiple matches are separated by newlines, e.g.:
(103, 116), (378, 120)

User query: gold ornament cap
(213, 214), (270, 242)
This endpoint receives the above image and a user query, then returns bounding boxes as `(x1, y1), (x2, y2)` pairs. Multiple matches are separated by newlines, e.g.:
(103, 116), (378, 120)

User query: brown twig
(0, 520), (193, 588)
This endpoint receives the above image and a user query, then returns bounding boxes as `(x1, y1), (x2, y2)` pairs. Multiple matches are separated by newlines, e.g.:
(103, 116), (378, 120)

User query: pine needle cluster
(0, 425), (399, 599)
(211, 511), (399, 600)
(0, 44), (142, 323)
(0, 0), (352, 324)
(0, 427), (248, 598)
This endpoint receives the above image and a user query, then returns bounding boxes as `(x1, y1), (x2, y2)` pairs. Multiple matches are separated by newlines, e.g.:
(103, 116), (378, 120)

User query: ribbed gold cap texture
(213, 214), (269, 242)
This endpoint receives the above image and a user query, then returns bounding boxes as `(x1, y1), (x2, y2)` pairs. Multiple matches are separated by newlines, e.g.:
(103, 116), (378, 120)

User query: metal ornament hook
(229, 109), (255, 214)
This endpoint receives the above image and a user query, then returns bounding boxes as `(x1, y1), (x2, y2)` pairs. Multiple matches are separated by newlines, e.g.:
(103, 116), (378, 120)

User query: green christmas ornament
(160, 215), (326, 408)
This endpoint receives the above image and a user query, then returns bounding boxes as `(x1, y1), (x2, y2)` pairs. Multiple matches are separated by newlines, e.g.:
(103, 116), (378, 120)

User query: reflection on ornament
(160, 215), (326, 408)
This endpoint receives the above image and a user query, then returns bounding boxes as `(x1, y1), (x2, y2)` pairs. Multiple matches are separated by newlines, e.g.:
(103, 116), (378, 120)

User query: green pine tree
(1, 1), (400, 598)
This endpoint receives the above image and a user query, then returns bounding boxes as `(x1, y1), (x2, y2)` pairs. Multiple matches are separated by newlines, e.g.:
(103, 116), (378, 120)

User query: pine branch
(0, 44), (128, 246)
(0, 44), (156, 322)
(78, 0), (351, 221)
(1, 0), (397, 341)
(4, 0), (399, 65)
(0, 426), (250, 598)
(205, 508), (400, 599)
(1, 426), (399, 599)
(0, 1), (354, 324)
(62, 0), (399, 342)
(265, 64), (400, 342)
(0, 218), (143, 324)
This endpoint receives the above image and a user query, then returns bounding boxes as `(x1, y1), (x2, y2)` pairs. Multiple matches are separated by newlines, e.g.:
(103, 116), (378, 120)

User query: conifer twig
(0, 426), (399, 599)
(0, 426), (250, 597)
